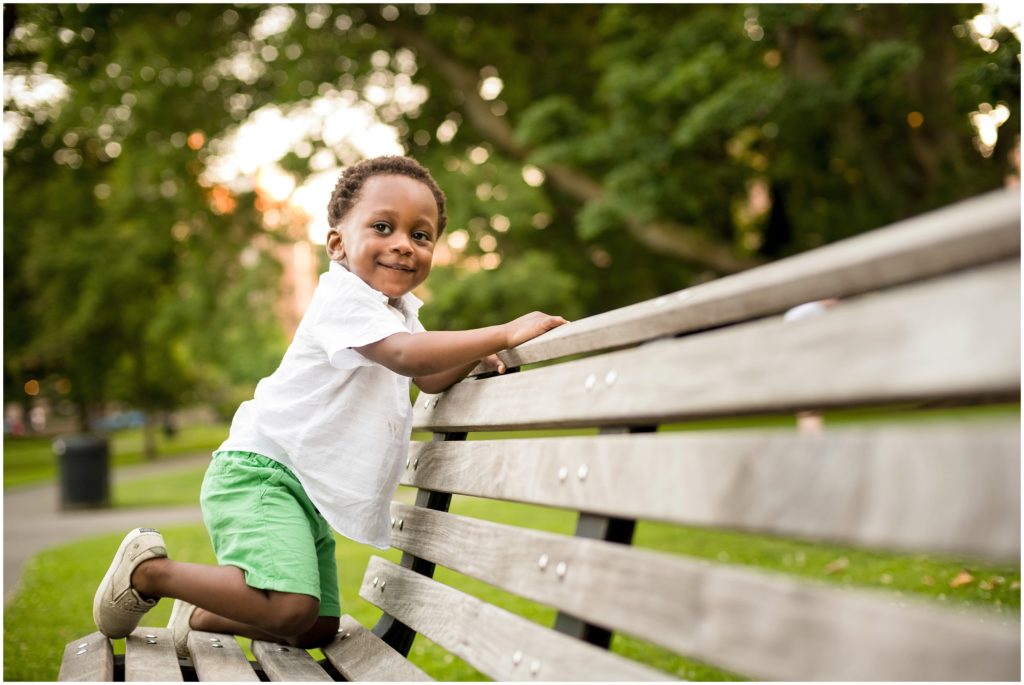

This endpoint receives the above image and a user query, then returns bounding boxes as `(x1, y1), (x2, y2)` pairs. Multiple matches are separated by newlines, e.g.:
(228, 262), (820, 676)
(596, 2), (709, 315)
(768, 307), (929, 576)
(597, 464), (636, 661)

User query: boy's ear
(326, 228), (345, 262)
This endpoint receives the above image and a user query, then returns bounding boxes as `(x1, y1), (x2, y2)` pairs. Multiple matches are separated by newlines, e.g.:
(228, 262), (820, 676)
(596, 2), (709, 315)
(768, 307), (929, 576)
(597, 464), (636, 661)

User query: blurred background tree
(4, 4), (1019, 451)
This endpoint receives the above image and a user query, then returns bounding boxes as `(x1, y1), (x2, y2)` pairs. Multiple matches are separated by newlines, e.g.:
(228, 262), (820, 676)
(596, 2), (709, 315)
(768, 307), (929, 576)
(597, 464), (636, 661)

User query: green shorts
(200, 451), (340, 617)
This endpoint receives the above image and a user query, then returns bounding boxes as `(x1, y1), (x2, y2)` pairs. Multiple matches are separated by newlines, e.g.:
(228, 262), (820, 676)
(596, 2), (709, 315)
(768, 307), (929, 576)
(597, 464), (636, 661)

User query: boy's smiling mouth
(379, 261), (415, 272)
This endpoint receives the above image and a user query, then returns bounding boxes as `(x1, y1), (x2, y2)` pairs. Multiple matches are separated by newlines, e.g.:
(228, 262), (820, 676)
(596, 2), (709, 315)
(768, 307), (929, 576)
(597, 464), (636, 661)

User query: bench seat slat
(389, 504), (1021, 681)
(188, 630), (259, 682)
(58, 631), (113, 682)
(475, 188), (1020, 372)
(251, 640), (333, 682)
(418, 261), (1019, 431)
(361, 556), (673, 681)
(403, 424), (1020, 560)
(322, 615), (432, 681)
(125, 627), (182, 682)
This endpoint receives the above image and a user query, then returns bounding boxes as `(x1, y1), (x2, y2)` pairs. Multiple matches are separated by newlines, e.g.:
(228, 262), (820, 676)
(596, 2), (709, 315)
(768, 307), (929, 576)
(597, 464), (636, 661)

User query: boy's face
(326, 174), (438, 301)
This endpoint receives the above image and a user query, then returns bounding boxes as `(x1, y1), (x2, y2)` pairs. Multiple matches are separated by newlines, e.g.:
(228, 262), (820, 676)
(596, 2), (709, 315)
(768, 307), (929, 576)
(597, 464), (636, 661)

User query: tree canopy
(4, 4), (1019, 438)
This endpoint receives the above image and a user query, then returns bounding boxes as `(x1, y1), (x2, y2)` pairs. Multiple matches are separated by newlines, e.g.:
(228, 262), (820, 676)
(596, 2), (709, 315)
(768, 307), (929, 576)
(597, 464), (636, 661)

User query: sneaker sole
(92, 527), (162, 637)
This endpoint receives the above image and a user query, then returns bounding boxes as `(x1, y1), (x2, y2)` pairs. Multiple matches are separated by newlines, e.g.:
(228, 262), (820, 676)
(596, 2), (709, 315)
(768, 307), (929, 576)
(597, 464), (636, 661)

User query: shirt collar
(329, 261), (424, 314)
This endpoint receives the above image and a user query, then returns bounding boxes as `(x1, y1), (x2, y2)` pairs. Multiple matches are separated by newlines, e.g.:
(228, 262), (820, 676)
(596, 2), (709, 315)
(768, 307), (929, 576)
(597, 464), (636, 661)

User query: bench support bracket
(552, 425), (656, 648)
(372, 430), (467, 656)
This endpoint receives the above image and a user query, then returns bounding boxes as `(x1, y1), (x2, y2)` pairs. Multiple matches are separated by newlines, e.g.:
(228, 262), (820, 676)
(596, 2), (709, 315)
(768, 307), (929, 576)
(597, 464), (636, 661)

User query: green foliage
(423, 251), (585, 331)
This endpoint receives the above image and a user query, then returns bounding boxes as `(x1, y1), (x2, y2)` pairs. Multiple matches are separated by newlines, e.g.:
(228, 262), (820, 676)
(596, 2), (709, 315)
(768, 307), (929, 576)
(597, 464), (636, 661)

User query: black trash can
(54, 434), (110, 509)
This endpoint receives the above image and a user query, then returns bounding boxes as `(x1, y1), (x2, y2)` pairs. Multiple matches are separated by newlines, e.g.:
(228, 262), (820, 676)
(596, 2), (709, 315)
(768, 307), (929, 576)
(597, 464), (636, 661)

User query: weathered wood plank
(471, 188), (1020, 372)
(188, 630), (259, 682)
(388, 507), (1020, 681)
(251, 639), (333, 682)
(322, 615), (433, 681)
(417, 261), (1019, 431)
(58, 631), (113, 682)
(360, 556), (673, 681)
(402, 424), (1020, 560)
(125, 627), (183, 681)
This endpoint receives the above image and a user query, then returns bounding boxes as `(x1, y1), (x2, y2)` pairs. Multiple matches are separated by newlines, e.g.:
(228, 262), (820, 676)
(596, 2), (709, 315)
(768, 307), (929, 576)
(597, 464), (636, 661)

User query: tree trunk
(142, 412), (158, 461)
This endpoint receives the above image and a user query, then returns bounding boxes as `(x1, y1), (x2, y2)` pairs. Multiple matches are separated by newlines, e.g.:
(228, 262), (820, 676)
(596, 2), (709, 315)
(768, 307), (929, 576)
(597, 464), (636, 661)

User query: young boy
(92, 156), (567, 655)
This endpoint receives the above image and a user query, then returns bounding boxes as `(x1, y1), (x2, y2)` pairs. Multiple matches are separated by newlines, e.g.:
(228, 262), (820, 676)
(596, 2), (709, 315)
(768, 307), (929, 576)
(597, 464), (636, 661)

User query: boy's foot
(92, 528), (168, 638)
(168, 599), (196, 658)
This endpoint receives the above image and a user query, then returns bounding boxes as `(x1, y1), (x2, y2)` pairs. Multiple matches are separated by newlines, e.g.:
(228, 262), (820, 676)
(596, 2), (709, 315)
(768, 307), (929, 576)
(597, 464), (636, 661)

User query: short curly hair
(326, 155), (447, 235)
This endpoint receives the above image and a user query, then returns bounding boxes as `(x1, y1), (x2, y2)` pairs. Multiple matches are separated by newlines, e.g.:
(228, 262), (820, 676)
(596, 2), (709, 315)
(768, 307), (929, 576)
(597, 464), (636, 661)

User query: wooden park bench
(61, 188), (1020, 681)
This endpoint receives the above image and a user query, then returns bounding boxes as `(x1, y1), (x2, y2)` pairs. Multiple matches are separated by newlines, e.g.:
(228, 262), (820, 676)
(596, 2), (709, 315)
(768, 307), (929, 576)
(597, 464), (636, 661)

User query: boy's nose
(389, 234), (413, 254)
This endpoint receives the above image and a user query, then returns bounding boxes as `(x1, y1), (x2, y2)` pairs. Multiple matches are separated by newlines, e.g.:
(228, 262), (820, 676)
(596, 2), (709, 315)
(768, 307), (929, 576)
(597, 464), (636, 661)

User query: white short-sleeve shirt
(216, 261), (425, 549)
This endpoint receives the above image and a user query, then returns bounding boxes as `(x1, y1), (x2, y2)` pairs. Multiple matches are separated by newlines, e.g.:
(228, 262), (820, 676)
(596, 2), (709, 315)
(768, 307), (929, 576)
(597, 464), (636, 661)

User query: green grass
(5, 493), (1018, 682)
(3, 423), (228, 488)
(111, 467), (208, 508)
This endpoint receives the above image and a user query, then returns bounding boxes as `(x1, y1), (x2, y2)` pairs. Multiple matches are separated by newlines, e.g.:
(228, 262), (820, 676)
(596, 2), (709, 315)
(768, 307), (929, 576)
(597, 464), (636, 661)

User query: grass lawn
(5, 489), (1018, 681)
(3, 423), (229, 488)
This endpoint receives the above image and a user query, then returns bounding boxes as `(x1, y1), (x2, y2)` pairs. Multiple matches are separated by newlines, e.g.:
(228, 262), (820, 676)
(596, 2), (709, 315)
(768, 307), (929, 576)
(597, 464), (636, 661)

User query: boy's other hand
(480, 354), (507, 374)
(503, 312), (568, 349)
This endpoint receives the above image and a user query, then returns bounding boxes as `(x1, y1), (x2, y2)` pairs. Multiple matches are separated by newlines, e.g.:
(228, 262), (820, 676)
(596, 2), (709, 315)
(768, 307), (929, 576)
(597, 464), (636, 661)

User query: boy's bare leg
(131, 558), (324, 640)
(191, 609), (340, 648)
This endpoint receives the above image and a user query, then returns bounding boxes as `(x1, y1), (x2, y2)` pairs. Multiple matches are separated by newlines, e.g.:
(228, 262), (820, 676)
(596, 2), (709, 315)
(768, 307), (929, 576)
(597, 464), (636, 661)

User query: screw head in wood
(76, 649), (88, 656)
(557, 466), (568, 483)
(210, 638), (221, 643)
(413, 457), (419, 469)
(391, 517), (396, 528)
(398, 519), (404, 530)
(605, 369), (617, 386)
(577, 464), (589, 481)
(512, 650), (523, 666)
(278, 647), (290, 652)
(538, 554), (549, 570)
(584, 374), (596, 391)
(380, 581), (386, 592)
(146, 639), (157, 645)
(556, 562), (567, 579)
(78, 643), (88, 649)
(373, 576), (379, 587)
(145, 633), (157, 639)
(530, 660), (541, 676)
(212, 643), (224, 649)
(406, 457), (411, 468)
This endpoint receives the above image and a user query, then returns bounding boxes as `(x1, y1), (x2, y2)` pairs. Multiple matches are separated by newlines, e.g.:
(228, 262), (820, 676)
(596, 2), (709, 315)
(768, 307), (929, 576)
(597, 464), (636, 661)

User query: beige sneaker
(168, 599), (196, 658)
(92, 528), (167, 638)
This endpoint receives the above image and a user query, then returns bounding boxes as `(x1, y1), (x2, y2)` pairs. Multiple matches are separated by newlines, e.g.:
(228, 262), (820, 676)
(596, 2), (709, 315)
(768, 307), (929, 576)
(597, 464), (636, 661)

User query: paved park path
(3, 453), (211, 604)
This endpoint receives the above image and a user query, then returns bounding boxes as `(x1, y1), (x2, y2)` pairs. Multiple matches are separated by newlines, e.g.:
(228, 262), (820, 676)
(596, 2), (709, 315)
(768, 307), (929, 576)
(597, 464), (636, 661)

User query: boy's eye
(412, 231), (433, 242)
(372, 222), (392, 234)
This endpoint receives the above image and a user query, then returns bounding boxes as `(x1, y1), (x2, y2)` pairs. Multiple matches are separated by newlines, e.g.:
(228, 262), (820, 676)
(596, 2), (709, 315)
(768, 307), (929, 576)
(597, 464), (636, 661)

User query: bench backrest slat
(385, 504), (1021, 681)
(58, 631), (114, 682)
(481, 188), (1020, 372)
(418, 261), (1018, 432)
(322, 616), (433, 681)
(124, 628), (182, 682)
(403, 425), (1020, 560)
(360, 556), (673, 681)
(188, 630), (259, 682)
(251, 640), (334, 682)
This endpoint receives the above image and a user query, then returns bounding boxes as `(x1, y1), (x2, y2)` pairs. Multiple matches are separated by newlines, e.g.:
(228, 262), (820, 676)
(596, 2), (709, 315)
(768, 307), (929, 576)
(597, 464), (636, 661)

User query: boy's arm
(412, 357), (497, 395)
(354, 312), (566, 392)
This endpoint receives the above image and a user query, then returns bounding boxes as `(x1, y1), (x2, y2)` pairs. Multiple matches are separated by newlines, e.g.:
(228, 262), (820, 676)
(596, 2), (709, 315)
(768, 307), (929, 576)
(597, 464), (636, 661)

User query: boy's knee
(265, 594), (320, 637)
(289, 616), (340, 649)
